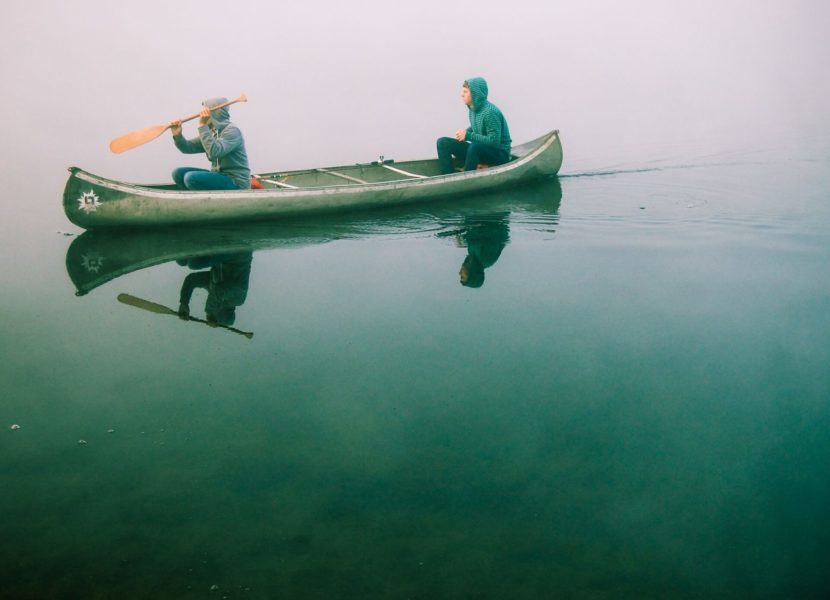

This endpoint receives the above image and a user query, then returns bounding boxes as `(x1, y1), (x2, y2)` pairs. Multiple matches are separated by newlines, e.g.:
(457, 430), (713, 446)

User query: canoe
(63, 130), (562, 229)
(65, 177), (562, 295)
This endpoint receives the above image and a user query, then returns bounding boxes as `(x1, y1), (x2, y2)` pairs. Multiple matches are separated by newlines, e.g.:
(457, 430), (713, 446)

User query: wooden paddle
(117, 293), (254, 339)
(109, 94), (247, 154)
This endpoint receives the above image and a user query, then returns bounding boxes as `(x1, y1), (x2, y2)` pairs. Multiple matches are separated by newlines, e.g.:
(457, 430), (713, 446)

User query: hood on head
(461, 254), (485, 288)
(202, 97), (230, 129)
(465, 77), (489, 110)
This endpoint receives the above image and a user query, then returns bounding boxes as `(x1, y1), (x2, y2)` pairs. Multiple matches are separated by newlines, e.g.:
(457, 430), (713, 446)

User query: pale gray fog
(3, 0), (829, 186)
(2, 1), (829, 598)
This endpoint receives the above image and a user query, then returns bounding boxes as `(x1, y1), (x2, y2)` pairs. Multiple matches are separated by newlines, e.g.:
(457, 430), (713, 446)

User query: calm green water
(2, 0), (829, 595)
(2, 138), (830, 598)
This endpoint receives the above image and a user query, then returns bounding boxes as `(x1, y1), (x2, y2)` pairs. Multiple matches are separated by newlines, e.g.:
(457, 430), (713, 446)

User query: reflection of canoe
(63, 130), (562, 229)
(66, 177), (562, 295)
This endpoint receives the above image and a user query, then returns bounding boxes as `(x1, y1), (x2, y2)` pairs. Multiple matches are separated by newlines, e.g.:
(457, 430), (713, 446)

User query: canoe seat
(453, 164), (490, 173)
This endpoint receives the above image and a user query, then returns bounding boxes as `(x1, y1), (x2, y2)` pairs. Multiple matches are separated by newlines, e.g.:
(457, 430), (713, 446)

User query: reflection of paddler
(457, 214), (510, 288)
(177, 252), (253, 325)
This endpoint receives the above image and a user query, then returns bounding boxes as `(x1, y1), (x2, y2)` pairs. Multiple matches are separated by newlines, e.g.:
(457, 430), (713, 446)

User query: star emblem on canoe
(81, 251), (104, 273)
(77, 190), (101, 212)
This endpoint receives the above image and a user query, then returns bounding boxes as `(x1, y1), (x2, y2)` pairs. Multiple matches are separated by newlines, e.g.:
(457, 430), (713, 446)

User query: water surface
(3, 144), (830, 598)
(2, 2), (830, 598)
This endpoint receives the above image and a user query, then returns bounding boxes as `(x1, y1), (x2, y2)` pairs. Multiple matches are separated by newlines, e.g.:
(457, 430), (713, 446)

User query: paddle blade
(109, 123), (170, 154)
(117, 293), (177, 316)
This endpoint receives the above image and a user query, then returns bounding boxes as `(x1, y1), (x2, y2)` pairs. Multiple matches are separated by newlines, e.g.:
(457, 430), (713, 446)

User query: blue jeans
(172, 167), (239, 190)
(436, 137), (510, 174)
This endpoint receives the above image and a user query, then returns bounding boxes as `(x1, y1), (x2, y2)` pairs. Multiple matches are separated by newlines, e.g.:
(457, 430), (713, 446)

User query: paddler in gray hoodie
(171, 97), (251, 190)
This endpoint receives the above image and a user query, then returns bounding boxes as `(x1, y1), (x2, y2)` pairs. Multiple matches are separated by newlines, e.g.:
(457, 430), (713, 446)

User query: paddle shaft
(117, 293), (254, 339)
(171, 94), (247, 126)
(109, 94), (247, 154)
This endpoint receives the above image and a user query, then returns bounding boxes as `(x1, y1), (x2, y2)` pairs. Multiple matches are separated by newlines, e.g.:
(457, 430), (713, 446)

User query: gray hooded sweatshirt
(173, 97), (251, 189)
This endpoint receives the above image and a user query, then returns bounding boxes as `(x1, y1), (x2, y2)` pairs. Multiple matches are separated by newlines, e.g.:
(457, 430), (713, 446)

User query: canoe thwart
(258, 177), (298, 189)
(382, 165), (427, 179)
(315, 168), (368, 185)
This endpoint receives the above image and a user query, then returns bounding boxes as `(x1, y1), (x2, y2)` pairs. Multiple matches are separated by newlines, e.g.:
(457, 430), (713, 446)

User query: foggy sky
(2, 0), (828, 181)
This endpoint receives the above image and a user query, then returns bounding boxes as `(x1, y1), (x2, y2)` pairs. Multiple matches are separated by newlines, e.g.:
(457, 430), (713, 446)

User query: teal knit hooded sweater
(464, 77), (512, 154)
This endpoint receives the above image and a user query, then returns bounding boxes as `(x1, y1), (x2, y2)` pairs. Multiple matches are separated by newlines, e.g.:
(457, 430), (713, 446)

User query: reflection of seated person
(177, 252), (253, 326)
(457, 215), (510, 288)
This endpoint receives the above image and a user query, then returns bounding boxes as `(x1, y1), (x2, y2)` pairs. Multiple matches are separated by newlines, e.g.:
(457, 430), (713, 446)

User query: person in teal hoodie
(456, 213), (510, 288)
(171, 97), (251, 190)
(437, 78), (512, 175)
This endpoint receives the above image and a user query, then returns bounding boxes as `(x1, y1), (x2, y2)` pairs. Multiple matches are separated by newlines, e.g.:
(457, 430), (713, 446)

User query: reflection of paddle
(109, 94), (247, 154)
(117, 293), (254, 339)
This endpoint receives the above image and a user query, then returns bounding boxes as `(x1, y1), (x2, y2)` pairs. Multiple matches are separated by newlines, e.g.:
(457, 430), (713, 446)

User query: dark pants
(436, 137), (510, 175)
(172, 167), (239, 190)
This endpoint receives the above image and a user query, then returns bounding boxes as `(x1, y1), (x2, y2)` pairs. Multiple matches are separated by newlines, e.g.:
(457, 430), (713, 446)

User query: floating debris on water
(107, 429), (115, 433)
(210, 584), (220, 591)
(10, 424), (20, 430)
(78, 439), (88, 445)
